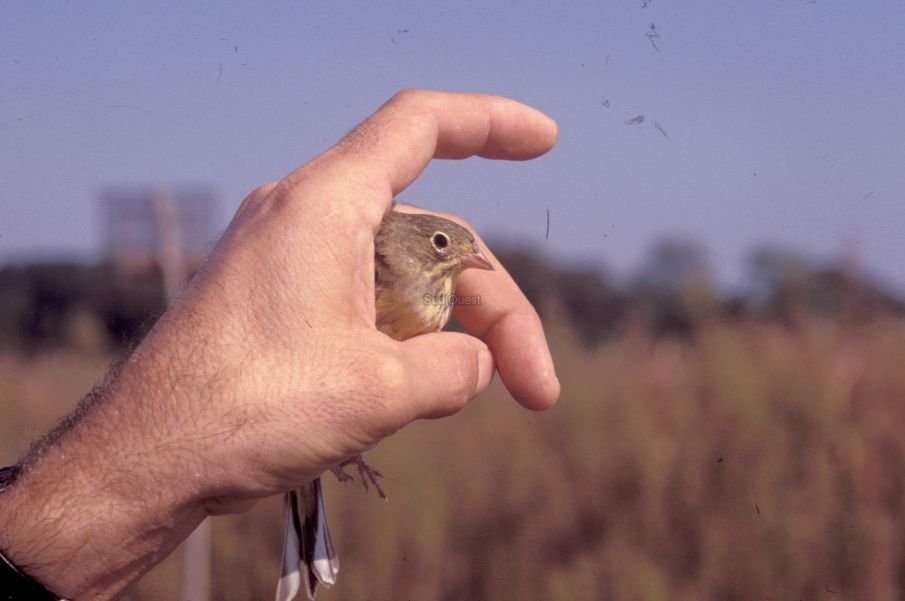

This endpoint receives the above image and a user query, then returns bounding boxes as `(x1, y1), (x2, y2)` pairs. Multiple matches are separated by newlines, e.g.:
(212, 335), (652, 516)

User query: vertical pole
(152, 190), (211, 601)
(152, 190), (187, 306)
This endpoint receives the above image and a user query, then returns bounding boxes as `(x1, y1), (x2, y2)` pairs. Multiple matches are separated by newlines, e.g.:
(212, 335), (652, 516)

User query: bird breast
(375, 275), (455, 342)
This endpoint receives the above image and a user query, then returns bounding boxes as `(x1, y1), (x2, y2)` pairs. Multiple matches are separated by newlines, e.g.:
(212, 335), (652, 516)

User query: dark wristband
(0, 466), (17, 493)
(0, 465), (65, 601)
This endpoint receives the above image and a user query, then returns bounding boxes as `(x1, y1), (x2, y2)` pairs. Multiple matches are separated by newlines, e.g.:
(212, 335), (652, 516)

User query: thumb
(397, 332), (494, 420)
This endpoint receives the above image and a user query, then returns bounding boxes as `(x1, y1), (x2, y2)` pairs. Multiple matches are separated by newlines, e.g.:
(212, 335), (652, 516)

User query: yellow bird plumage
(276, 209), (493, 601)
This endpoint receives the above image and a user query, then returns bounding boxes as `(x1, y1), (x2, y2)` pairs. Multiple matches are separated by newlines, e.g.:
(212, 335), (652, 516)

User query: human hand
(0, 90), (559, 600)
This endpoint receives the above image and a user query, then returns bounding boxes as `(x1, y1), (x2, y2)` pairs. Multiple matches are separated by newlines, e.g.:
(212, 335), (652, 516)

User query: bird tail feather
(275, 478), (339, 601)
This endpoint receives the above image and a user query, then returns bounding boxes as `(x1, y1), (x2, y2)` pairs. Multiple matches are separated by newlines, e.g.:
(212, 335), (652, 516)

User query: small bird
(275, 209), (493, 601)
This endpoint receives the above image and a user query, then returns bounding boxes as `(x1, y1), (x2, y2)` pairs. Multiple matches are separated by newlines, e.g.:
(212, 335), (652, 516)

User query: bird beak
(461, 249), (494, 271)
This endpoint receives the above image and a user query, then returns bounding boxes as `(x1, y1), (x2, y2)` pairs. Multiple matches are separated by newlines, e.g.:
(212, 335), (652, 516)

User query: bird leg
(330, 456), (386, 499)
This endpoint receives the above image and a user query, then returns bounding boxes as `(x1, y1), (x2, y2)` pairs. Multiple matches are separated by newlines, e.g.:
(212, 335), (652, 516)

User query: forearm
(0, 363), (207, 600)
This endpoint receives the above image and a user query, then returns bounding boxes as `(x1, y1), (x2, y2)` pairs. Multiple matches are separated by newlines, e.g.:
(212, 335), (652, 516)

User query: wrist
(0, 376), (208, 600)
(0, 544), (63, 601)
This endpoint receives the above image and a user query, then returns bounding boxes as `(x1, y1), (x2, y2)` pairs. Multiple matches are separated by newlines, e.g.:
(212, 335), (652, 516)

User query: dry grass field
(3, 312), (905, 600)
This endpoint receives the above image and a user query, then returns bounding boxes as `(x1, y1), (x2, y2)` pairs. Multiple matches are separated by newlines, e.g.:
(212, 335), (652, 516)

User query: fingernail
(476, 347), (494, 391)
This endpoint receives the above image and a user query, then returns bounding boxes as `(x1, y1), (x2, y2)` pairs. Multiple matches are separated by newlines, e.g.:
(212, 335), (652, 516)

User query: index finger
(286, 90), (558, 226)
(454, 250), (560, 411)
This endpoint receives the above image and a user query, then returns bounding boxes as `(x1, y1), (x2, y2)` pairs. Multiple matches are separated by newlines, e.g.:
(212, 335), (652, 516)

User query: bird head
(376, 211), (493, 280)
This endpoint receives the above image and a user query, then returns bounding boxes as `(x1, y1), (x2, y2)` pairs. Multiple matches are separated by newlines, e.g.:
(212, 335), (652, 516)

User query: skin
(0, 89), (560, 600)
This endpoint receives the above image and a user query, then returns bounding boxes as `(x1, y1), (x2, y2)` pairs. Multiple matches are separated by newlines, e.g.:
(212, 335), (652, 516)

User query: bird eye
(431, 231), (450, 252)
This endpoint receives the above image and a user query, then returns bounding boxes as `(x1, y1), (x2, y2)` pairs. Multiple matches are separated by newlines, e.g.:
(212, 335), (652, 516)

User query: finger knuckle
(249, 181), (279, 203)
(253, 181), (279, 198)
(390, 88), (427, 107)
(337, 347), (412, 433)
(371, 350), (409, 406)
(447, 348), (479, 410)
(237, 181), (278, 215)
(340, 346), (408, 407)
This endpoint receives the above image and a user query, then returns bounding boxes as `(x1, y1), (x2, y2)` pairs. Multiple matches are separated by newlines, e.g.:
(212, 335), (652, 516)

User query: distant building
(99, 185), (219, 279)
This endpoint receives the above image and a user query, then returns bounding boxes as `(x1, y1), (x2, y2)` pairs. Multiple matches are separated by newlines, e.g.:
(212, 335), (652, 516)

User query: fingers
(285, 90), (558, 227)
(395, 332), (494, 420)
(235, 181), (279, 218)
(453, 246), (560, 411)
(391, 205), (560, 411)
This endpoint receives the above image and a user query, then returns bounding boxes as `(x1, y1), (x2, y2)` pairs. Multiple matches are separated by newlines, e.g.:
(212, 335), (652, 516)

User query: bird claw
(331, 456), (386, 500)
(330, 464), (355, 483)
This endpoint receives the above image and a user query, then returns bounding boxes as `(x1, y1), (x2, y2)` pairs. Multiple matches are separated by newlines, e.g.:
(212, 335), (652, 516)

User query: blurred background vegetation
(3, 237), (905, 600)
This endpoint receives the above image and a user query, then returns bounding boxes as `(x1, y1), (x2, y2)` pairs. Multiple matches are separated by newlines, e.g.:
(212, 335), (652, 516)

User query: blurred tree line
(0, 238), (902, 352)
(0, 261), (167, 351)
(492, 238), (903, 343)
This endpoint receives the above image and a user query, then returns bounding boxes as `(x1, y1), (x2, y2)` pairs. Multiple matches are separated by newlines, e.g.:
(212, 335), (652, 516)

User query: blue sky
(2, 1), (904, 291)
